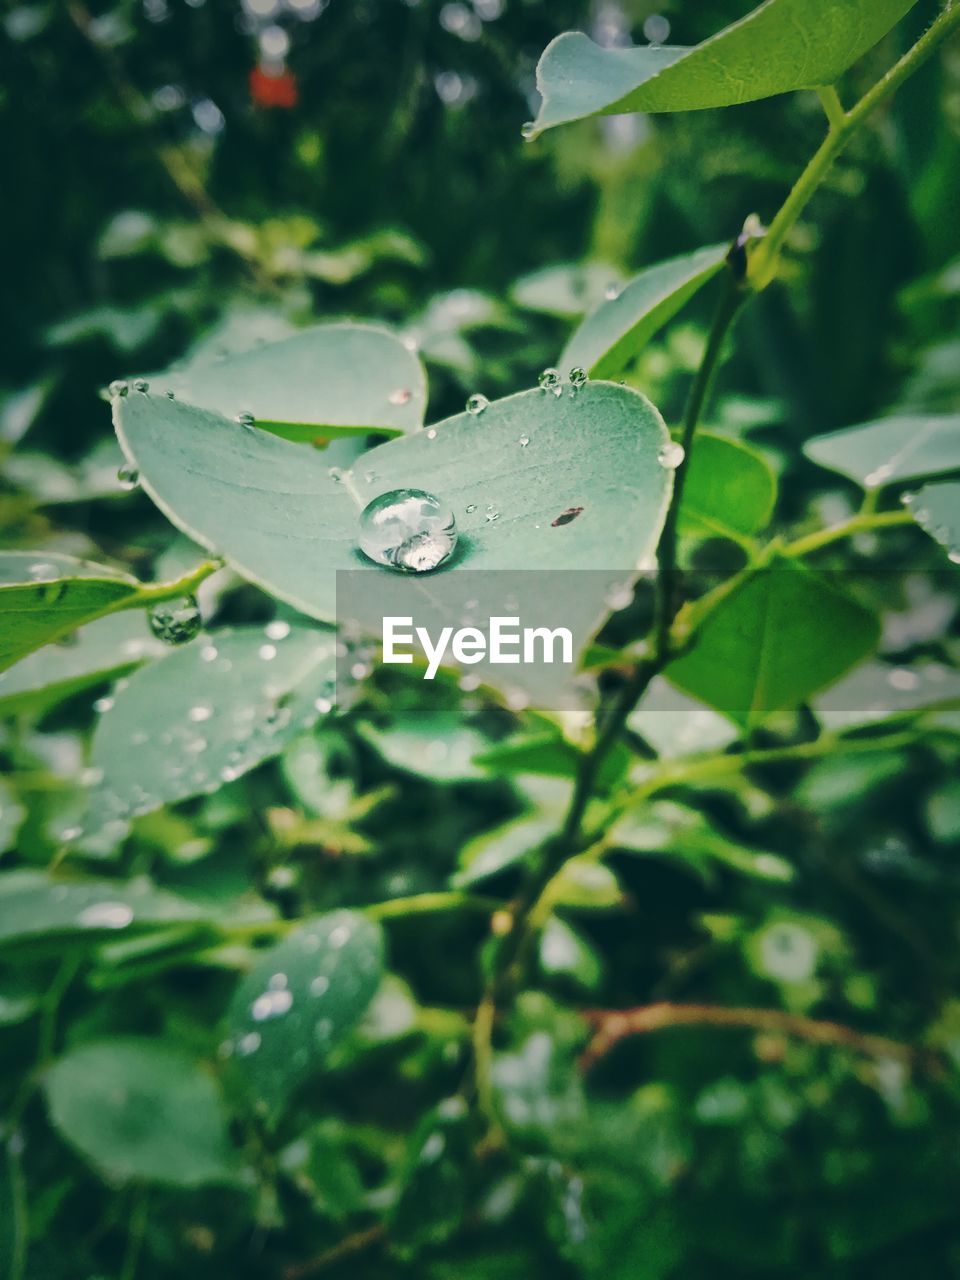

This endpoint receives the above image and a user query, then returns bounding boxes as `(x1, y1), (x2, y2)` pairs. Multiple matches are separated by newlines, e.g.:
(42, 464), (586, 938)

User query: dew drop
(484, 504), (500, 523)
(133, 378), (149, 393)
(237, 1031), (261, 1056)
(148, 594), (202, 645)
(465, 503), (477, 514)
(539, 368), (563, 398)
(568, 367), (587, 390)
(265, 619), (291, 641)
(93, 696), (114, 714)
(604, 282), (621, 301)
(117, 463), (140, 491)
(188, 703), (213, 722)
(79, 902), (134, 930)
(251, 989), (293, 1022)
(237, 411), (255, 427)
(426, 428), (437, 439)
(658, 441), (685, 470)
(519, 435), (530, 448)
(520, 120), (536, 139)
(310, 974), (330, 997)
(108, 379), (129, 399)
(358, 488), (458, 573)
(389, 387), (413, 406)
(466, 393), (489, 416)
(328, 466), (343, 483)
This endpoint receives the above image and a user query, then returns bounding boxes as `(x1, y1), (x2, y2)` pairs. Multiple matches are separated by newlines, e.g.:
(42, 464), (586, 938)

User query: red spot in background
(250, 65), (299, 109)
(552, 506), (583, 527)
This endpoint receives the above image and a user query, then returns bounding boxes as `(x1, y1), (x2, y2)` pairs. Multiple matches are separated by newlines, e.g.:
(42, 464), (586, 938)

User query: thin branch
(580, 1002), (931, 1071)
(283, 1224), (387, 1280)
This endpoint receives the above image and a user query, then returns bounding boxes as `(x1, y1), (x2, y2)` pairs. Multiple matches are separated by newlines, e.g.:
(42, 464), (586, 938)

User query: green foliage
(2, 1), (960, 1277)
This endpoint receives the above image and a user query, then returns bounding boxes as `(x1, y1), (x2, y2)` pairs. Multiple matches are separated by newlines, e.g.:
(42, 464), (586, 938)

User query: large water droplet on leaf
(148, 594), (202, 645)
(358, 489), (458, 573)
(658, 441), (685, 470)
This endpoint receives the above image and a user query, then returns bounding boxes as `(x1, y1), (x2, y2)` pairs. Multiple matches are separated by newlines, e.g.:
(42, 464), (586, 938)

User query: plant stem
(782, 508), (914, 557)
(815, 84), (846, 130)
(580, 1001), (928, 1071)
(752, 2), (960, 288)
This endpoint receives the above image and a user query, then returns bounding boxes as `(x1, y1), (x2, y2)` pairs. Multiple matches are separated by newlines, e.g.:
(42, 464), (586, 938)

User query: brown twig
(282, 1223), (387, 1280)
(580, 1002), (928, 1072)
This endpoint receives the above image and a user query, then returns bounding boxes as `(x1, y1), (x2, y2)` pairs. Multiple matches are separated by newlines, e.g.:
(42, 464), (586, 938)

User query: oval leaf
(561, 245), (727, 377)
(532, 0), (919, 132)
(680, 432), (778, 544)
(804, 414), (960, 488)
(86, 624), (337, 829)
(0, 551), (139, 673)
(158, 322), (427, 441)
(224, 911), (384, 1120)
(905, 482), (960, 559)
(114, 382), (673, 622)
(45, 1038), (237, 1187)
(666, 556), (880, 728)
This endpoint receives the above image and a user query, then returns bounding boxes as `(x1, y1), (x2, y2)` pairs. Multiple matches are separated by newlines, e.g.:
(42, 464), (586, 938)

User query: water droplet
(93, 696), (114, 714)
(519, 435), (530, 448)
(466, 393), (489, 416)
(865, 463), (893, 488)
(899, 491), (916, 506)
(200, 644), (218, 662)
(604, 282), (621, 300)
(465, 503), (477, 514)
(328, 466), (343, 483)
(251, 988), (293, 1022)
(165, 389), (176, 399)
(80, 766), (104, 787)
(389, 387), (413, 406)
(658, 441), (685, 470)
(133, 378), (149, 393)
(329, 923), (351, 948)
(265, 619), (291, 641)
(28, 561), (58, 580)
(358, 488), (458, 573)
(426, 428), (437, 440)
(237, 411), (255, 427)
(117, 463), (140, 491)
(109, 380), (129, 398)
(888, 667), (919, 692)
(484, 505), (500, 523)
(521, 120), (536, 139)
(310, 974), (330, 997)
(643, 13), (670, 44)
(79, 902), (134, 930)
(314, 695), (333, 714)
(148, 594), (201, 645)
(188, 703), (213, 722)
(552, 506), (583, 527)
(259, 643), (277, 661)
(539, 368), (563, 398)
(568, 367), (587, 389)
(237, 1031), (262, 1056)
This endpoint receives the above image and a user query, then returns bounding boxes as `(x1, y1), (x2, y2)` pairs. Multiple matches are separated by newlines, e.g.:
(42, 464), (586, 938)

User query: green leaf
(115, 382), (672, 623)
(0, 872), (206, 952)
(224, 911), (384, 1121)
(0, 612), (162, 719)
(531, 0), (919, 133)
(680, 432), (777, 544)
(560, 246), (727, 378)
(512, 262), (624, 319)
(539, 915), (603, 991)
(0, 551), (139, 673)
(388, 1097), (473, 1257)
(666, 556), (880, 728)
(44, 1038), (238, 1187)
(906, 482), (960, 560)
(453, 814), (555, 887)
(361, 712), (491, 783)
(804, 414), (960, 488)
(813, 659), (960, 731)
(157, 322), (427, 441)
(628, 676), (740, 758)
(86, 624), (336, 828)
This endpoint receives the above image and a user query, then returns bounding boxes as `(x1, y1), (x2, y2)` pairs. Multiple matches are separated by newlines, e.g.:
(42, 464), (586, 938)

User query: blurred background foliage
(2, 1), (960, 1277)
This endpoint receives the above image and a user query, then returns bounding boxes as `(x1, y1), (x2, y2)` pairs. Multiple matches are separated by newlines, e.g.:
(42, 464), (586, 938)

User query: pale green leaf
(561, 246), (727, 377)
(804, 414), (960, 488)
(906, 482), (960, 559)
(532, 0), (919, 132)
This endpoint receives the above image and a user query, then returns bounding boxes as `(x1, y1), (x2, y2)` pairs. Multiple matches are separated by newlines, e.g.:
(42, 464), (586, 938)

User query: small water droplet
(310, 975), (330, 997)
(568, 367), (587, 390)
(259, 643), (278, 661)
(466, 393), (489, 416)
(519, 435), (530, 448)
(604, 282), (621, 300)
(539, 368), (563, 398)
(148, 594), (201, 645)
(466, 503), (477, 514)
(133, 378), (149, 393)
(93, 696), (114, 714)
(389, 387), (413, 406)
(109, 380), (129, 398)
(188, 703), (213, 722)
(251, 989), (293, 1022)
(521, 120), (536, 139)
(658, 441), (685, 470)
(484, 504), (500, 523)
(165, 389), (176, 399)
(426, 428), (437, 439)
(358, 488), (458, 573)
(117, 463), (140, 491)
(900, 491), (916, 506)
(237, 1031), (261, 1056)
(314, 695), (333, 714)
(237, 411), (255, 427)
(200, 644), (218, 662)
(79, 901), (134, 930)
(265, 619), (291, 641)
(328, 466), (343, 483)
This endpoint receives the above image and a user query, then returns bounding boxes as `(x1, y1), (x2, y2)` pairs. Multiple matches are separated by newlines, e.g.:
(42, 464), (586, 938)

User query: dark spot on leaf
(552, 506), (583, 527)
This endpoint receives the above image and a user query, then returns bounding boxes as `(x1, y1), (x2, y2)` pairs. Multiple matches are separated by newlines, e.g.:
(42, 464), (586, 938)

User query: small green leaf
(804, 414), (960, 488)
(539, 915), (604, 991)
(158, 322), (427, 441)
(532, 0), (919, 132)
(0, 551), (139, 673)
(45, 1038), (238, 1187)
(86, 624), (336, 827)
(453, 814), (555, 887)
(666, 556), (880, 728)
(561, 246), (727, 378)
(680, 432), (777, 543)
(906, 482), (960, 560)
(0, 872), (206, 952)
(115, 382), (672, 623)
(0, 612), (162, 719)
(224, 911), (384, 1121)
